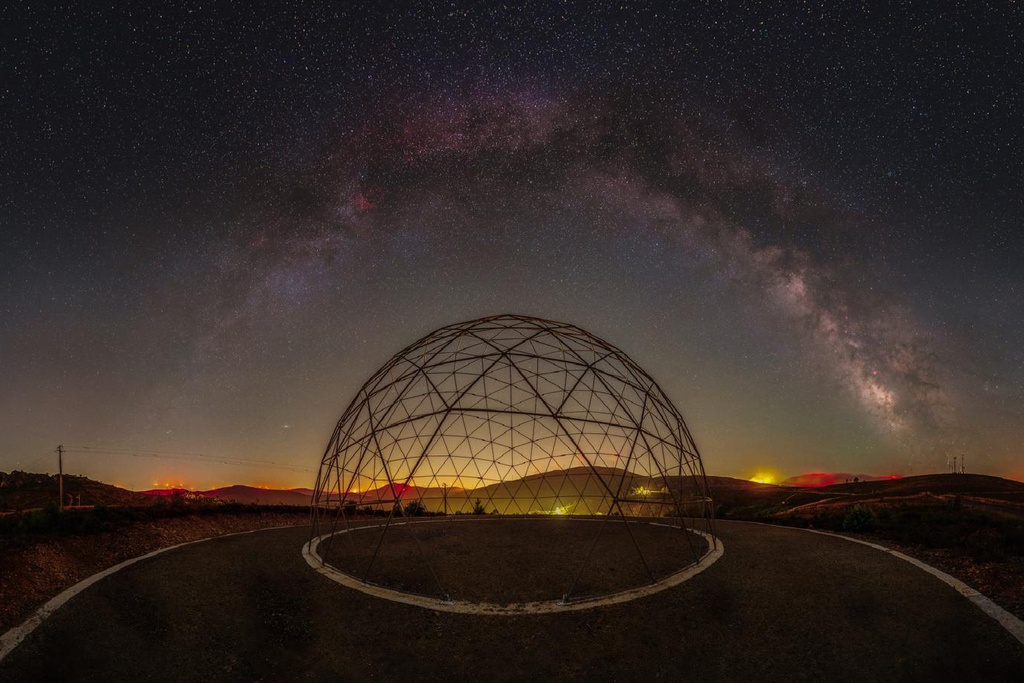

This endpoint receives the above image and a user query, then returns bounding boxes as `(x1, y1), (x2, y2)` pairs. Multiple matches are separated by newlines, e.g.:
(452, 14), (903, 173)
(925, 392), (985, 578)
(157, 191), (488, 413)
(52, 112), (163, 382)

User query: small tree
(404, 500), (426, 517)
(472, 499), (486, 515)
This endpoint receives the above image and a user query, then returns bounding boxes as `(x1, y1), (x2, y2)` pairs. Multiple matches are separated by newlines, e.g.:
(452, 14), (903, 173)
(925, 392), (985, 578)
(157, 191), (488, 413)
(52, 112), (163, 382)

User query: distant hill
(0, 471), (153, 511)
(137, 485), (313, 506)
(199, 485), (312, 506)
(817, 473), (1024, 496)
(137, 487), (193, 497)
(8, 468), (1020, 517)
(334, 468), (781, 515)
(758, 473), (1024, 523)
(0, 472), (317, 511)
(136, 488), (211, 503)
(782, 472), (902, 487)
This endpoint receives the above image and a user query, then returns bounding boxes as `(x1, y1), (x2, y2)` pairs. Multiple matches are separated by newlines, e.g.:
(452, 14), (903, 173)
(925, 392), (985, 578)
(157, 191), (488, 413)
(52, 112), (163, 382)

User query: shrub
(842, 505), (876, 532)
(403, 500), (426, 517)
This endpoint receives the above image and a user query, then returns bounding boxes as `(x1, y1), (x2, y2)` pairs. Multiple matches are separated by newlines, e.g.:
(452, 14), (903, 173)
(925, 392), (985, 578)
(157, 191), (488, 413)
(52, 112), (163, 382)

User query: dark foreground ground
(0, 508), (311, 632)
(2, 520), (1023, 682)
(321, 517), (708, 603)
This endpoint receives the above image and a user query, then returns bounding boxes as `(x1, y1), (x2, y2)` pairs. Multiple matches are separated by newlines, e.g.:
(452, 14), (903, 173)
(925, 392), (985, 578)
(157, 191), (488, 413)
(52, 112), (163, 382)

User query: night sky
(2, 2), (1022, 490)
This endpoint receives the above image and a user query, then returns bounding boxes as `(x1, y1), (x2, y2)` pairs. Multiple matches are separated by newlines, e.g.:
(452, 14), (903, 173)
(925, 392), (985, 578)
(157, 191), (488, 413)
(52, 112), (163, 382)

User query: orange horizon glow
(135, 473), (301, 492)
(108, 467), (1024, 495)
(111, 468), (1024, 495)
(151, 481), (190, 490)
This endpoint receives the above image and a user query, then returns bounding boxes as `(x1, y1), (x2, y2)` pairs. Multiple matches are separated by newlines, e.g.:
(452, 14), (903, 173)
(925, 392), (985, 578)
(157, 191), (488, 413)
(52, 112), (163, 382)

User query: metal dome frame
(309, 314), (716, 608)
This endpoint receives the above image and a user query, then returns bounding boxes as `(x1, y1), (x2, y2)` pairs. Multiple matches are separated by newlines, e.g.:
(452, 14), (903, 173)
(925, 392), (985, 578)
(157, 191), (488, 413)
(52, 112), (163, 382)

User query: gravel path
(2, 520), (1023, 682)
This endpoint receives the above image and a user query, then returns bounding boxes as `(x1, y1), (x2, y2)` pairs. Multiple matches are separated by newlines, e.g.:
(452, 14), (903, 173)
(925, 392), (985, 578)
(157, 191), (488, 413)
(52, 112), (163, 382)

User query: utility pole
(57, 444), (64, 510)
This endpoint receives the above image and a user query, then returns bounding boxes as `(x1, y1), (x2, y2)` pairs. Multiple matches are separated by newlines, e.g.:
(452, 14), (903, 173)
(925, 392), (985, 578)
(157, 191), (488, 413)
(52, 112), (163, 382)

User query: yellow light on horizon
(750, 473), (776, 485)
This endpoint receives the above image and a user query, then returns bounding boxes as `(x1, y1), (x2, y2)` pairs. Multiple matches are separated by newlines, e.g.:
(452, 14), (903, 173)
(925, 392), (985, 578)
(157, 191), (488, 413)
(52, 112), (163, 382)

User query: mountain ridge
(5, 469), (1023, 512)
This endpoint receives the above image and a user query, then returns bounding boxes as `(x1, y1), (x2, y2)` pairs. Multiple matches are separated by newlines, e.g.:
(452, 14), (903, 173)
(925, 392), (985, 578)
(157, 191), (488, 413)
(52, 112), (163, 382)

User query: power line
(11, 448), (58, 473)
(63, 446), (314, 473)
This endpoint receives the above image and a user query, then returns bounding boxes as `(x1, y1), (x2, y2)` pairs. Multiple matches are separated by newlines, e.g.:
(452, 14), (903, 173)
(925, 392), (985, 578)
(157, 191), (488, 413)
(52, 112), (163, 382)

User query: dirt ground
(0, 510), (308, 632)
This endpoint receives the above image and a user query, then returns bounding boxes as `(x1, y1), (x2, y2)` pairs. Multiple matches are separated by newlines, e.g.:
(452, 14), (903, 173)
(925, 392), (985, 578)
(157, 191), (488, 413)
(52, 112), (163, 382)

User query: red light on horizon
(787, 472), (841, 487)
(784, 472), (904, 488)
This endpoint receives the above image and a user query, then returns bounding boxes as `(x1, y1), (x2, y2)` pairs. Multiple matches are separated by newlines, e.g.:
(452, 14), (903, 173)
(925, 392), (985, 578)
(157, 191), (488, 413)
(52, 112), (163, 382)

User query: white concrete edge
(302, 522), (723, 615)
(731, 520), (1024, 648)
(0, 523), (307, 663)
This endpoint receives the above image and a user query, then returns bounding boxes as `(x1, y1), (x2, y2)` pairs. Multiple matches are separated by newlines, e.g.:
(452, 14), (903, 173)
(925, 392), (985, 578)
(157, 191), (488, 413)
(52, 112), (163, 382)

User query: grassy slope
(0, 474), (154, 511)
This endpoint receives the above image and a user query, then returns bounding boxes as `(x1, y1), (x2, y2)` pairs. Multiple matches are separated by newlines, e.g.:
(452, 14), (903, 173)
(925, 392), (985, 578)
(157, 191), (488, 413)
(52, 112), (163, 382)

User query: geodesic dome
(310, 314), (715, 608)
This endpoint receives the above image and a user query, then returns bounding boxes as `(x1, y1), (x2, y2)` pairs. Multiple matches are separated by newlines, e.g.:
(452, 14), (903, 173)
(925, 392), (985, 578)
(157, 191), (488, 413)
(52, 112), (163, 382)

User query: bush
(472, 499), (486, 515)
(842, 505), (876, 532)
(403, 500), (426, 517)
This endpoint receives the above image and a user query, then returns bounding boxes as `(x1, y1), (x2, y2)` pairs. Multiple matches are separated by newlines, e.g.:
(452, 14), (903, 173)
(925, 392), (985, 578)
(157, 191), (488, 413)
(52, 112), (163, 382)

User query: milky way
(1, 3), (1021, 487)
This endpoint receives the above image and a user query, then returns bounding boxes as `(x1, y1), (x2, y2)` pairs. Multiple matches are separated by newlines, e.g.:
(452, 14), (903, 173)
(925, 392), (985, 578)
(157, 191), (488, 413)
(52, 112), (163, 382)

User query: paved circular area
(2, 521), (1023, 681)
(306, 517), (722, 613)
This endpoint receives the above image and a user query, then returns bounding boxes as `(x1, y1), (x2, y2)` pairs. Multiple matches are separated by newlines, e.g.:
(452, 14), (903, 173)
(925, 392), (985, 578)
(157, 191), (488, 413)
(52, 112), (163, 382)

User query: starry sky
(2, 2), (1022, 490)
